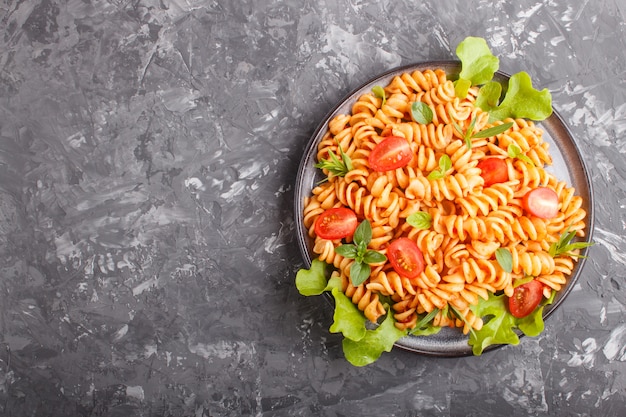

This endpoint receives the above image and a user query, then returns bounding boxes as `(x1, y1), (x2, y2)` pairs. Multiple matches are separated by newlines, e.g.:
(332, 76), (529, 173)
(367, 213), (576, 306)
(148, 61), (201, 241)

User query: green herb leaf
(409, 308), (441, 336)
(466, 116), (477, 139)
(476, 81), (503, 111)
(451, 119), (464, 136)
(449, 305), (476, 338)
(488, 71), (553, 121)
(407, 211), (433, 229)
(350, 261), (370, 286)
(363, 250), (387, 265)
(440, 154), (452, 172)
(314, 142), (353, 178)
(342, 306), (407, 366)
(335, 244), (358, 259)
(372, 85), (386, 106)
(354, 219), (372, 246)
(549, 226), (594, 258)
(453, 118), (512, 150)
(451, 117), (478, 149)
(513, 275), (534, 288)
(427, 154), (452, 180)
(471, 122), (514, 139)
(343, 219), (387, 286)
(411, 101), (434, 125)
(452, 119), (472, 149)
(495, 247), (513, 273)
(507, 143), (535, 166)
(456, 36), (500, 86)
(427, 170), (443, 180)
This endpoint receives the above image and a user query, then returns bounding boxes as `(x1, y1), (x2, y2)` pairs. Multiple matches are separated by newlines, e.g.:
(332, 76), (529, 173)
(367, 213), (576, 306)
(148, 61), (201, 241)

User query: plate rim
(294, 60), (595, 357)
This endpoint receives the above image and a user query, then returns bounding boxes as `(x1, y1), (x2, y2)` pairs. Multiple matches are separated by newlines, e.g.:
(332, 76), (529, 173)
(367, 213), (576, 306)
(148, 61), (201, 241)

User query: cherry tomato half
(477, 157), (508, 187)
(522, 187), (559, 219)
(387, 238), (425, 280)
(368, 136), (413, 172)
(314, 207), (358, 240)
(508, 279), (544, 318)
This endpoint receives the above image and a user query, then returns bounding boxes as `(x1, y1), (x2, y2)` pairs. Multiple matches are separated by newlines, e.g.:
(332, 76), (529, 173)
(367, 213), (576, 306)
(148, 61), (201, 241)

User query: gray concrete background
(0, 0), (624, 416)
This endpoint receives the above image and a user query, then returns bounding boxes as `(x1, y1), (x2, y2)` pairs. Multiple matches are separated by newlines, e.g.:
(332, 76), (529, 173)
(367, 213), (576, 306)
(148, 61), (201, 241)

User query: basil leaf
(427, 171), (445, 180)
(471, 122), (514, 139)
(439, 154), (452, 172)
(353, 219), (372, 246)
(495, 247), (513, 273)
(407, 211), (432, 229)
(507, 143), (535, 166)
(363, 250), (387, 265)
(513, 276), (534, 288)
(350, 261), (371, 286)
(507, 143), (521, 158)
(411, 102), (433, 125)
(335, 244), (358, 259)
(372, 85), (386, 106)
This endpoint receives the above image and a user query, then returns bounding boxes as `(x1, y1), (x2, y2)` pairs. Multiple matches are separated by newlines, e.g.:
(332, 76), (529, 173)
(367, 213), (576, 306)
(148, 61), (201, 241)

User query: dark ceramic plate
(294, 61), (595, 356)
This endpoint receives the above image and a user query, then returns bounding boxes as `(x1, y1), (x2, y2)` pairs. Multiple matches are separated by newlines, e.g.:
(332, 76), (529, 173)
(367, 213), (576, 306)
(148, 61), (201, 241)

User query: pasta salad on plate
(294, 37), (594, 366)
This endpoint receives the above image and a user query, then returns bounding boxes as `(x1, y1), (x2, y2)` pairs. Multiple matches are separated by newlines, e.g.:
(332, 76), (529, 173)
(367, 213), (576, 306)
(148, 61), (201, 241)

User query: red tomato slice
(508, 279), (544, 318)
(314, 207), (358, 240)
(368, 136), (413, 172)
(477, 157), (508, 187)
(522, 187), (559, 219)
(387, 238), (425, 279)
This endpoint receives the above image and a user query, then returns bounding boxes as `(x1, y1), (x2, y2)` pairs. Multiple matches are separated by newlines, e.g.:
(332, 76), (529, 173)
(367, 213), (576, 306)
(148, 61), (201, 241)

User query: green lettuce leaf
(469, 291), (551, 355)
(468, 294), (520, 355)
(476, 81), (503, 112)
(295, 259), (330, 296)
(329, 287), (367, 341)
(454, 78), (472, 100)
(516, 305), (545, 337)
(455, 37), (552, 122)
(456, 36), (500, 87)
(488, 71), (552, 121)
(342, 306), (408, 366)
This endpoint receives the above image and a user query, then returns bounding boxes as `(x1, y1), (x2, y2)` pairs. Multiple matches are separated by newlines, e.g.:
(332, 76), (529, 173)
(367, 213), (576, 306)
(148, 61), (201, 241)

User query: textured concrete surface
(0, 0), (624, 416)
